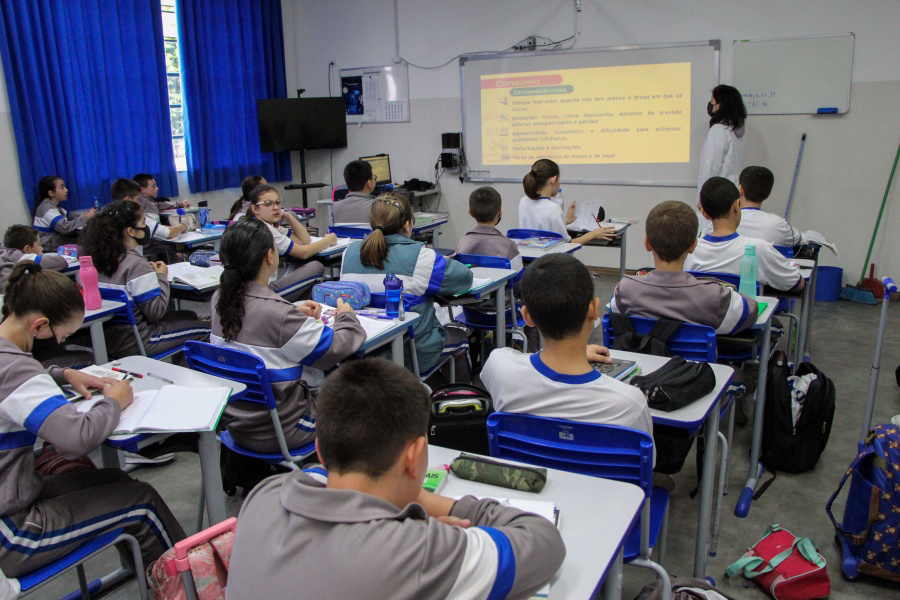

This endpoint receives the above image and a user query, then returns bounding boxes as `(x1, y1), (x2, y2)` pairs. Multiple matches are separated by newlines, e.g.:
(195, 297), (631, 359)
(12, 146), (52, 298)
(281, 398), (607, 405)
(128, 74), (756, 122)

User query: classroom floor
(40, 277), (900, 599)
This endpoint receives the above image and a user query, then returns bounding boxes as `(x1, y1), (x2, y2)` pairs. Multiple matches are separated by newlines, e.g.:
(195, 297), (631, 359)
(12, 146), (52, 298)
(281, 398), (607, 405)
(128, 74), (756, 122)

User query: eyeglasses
(255, 198), (284, 208)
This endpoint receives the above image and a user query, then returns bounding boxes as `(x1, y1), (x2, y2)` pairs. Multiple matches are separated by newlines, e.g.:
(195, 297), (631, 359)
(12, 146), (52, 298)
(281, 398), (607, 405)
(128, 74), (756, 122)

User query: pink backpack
(148, 518), (236, 600)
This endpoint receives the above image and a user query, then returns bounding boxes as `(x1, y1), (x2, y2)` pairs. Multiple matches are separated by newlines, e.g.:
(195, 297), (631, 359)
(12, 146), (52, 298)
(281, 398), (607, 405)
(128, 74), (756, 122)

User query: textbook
(455, 277), (493, 296)
(61, 365), (130, 401)
(77, 385), (231, 434)
(167, 263), (223, 290)
(307, 304), (396, 340)
(514, 237), (565, 250)
(414, 212), (448, 226)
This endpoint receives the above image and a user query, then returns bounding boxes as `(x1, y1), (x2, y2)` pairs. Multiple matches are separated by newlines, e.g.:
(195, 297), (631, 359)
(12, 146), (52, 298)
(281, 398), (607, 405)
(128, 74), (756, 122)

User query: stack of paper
(309, 236), (353, 248)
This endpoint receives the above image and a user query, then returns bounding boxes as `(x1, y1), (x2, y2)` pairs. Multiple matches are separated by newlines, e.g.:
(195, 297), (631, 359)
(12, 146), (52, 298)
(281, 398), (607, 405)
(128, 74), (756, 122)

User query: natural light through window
(161, 1), (186, 171)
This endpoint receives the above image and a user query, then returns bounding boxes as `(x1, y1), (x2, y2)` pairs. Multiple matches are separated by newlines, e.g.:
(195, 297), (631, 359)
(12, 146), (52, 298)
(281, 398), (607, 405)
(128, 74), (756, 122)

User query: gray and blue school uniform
(455, 225), (523, 272)
(0, 247), (69, 291)
(32, 199), (88, 252)
(0, 338), (184, 577)
(332, 191), (374, 224)
(97, 247), (209, 358)
(210, 282), (365, 453)
(138, 195), (173, 241)
(340, 234), (474, 372)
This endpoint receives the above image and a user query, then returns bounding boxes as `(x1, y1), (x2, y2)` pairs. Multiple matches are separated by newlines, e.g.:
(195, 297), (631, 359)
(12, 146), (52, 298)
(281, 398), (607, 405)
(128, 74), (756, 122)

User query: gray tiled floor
(39, 279), (900, 598)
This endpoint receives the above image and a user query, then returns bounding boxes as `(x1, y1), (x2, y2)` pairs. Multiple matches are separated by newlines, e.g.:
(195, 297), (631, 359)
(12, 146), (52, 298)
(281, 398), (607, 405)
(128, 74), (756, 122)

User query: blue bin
(815, 266), (843, 302)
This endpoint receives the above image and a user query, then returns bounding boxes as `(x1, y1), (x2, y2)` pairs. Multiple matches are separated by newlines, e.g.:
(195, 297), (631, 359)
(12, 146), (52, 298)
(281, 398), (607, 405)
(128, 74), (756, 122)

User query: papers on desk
(307, 304), (397, 340)
(514, 237), (565, 250)
(309, 235), (353, 248)
(168, 230), (215, 243)
(455, 277), (493, 297)
(62, 365), (129, 401)
(167, 263), (223, 290)
(569, 199), (605, 232)
(414, 212), (448, 226)
(77, 385), (231, 434)
(57, 253), (80, 267)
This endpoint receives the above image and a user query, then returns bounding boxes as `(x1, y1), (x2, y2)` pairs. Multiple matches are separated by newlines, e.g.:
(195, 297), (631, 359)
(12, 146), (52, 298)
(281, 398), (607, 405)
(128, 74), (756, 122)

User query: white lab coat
(697, 123), (746, 194)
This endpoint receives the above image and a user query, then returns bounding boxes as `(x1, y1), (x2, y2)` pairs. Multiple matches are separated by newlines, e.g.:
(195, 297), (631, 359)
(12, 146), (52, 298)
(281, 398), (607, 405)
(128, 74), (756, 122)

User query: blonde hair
(359, 192), (413, 270)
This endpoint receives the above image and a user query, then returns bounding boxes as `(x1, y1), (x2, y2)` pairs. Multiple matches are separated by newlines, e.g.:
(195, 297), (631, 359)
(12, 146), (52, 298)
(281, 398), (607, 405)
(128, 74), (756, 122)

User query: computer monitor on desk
(360, 154), (392, 185)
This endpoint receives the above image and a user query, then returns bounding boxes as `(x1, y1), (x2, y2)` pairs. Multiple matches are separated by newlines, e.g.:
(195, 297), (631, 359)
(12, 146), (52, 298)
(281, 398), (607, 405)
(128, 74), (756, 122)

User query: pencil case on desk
(450, 453), (547, 493)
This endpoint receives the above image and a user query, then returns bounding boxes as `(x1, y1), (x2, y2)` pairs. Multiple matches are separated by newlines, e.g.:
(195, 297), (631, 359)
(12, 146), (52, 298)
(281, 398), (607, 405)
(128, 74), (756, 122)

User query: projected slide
(480, 62), (691, 166)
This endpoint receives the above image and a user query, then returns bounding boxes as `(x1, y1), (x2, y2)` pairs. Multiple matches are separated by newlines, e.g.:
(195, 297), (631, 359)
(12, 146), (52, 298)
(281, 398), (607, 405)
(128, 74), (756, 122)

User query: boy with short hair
(112, 178), (186, 241)
(227, 358), (565, 599)
(612, 200), (758, 334)
(455, 186), (523, 272)
(686, 177), (805, 292)
(333, 160), (376, 223)
(0, 225), (70, 289)
(132, 173), (190, 211)
(481, 254), (652, 436)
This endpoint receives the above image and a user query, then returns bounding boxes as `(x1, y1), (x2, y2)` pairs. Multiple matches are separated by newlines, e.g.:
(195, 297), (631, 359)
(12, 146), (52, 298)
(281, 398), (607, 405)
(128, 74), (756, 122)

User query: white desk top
(430, 445), (643, 600)
(465, 267), (518, 298)
(158, 228), (224, 246)
(83, 300), (125, 322)
(519, 242), (582, 260)
(751, 296), (779, 329)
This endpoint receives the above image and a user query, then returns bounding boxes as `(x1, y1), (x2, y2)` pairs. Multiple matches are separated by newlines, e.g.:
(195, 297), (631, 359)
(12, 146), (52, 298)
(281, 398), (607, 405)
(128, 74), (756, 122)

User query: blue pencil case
(312, 281), (371, 310)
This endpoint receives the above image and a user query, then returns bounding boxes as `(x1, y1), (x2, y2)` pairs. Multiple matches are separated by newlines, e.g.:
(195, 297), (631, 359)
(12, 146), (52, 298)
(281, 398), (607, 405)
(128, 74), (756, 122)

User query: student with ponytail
(0, 262), (185, 578)
(211, 220), (365, 452)
(341, 192), (474, 376)
(79, 200), (210, 358)
(228, 175), (267, 223)
(519, 159), (616, 245)
(32, 175), (95, 252)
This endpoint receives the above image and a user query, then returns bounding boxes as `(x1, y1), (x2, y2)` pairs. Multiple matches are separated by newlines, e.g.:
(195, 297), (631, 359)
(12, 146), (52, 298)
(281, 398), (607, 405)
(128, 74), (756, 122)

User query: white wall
(285, 0), (900, 282)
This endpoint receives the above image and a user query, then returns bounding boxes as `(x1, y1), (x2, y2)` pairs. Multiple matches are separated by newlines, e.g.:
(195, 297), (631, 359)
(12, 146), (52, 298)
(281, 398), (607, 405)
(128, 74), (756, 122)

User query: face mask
(132, 225), (152, 246)
(707, 102), (715, 117)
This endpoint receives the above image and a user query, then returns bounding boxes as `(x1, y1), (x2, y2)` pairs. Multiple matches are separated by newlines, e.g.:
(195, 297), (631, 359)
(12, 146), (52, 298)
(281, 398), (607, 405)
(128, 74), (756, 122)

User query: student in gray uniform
(227, 175), (266, 223)
(31, 175), (95, 252)
(0, 225), (70, 288)
(455, 186), (523, 272)
(79, 200), (210, 358)
(133, 173), (190, 212)
(112, 178), (186, 242)
(227, 358), (565, 599)
(333, 160), (375, 223)
(210, 219), (365, 452)
(0, 262), (185, 577)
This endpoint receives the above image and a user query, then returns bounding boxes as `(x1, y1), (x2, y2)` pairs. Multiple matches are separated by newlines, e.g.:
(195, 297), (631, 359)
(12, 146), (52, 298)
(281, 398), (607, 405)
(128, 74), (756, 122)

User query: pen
(112, 367), (142, 378)
(146, 372), (174, 384)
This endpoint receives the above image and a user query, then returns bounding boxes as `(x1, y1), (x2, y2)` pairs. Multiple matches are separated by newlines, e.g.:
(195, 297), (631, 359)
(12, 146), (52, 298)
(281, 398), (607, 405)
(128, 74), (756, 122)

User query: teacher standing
(697, 84), (747, 197)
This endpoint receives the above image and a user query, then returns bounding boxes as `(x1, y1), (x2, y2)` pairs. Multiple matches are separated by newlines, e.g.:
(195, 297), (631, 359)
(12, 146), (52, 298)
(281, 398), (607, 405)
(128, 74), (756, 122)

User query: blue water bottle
(739, 244), (759, 297)
(384, 274), (404, 318)
(199, 207), (210, 228)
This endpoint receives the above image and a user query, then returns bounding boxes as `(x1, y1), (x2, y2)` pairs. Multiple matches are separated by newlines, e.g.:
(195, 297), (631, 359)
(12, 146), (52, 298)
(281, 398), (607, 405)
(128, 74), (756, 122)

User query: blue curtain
(179, 0), (291, 193)
(0, 1), (177, 212)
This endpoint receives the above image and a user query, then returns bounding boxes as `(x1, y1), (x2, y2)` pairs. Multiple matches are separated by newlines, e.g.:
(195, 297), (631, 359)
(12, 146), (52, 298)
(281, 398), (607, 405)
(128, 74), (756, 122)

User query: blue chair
(97, 288), (184, 361)
(506, 228), (563, 241)
(601, 314), (716, 362)
(487, 413), (671, 597)
(452, 254), (526, 354)
(183, 341), (316, 473)
(328, 225), (370, 239)
(773, 245), (794, 258)
(11, 529), (147, 599)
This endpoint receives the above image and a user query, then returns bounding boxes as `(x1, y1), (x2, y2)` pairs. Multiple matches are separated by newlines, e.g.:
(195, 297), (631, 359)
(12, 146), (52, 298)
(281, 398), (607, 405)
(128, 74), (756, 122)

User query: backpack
(147, 518), (236, 599)
(826, 423), (900, 582)
(428, 384), (493, 455)
(634, 576), (737, 600)
(608, 313), (683, 356)
(219, 444), (289, 497)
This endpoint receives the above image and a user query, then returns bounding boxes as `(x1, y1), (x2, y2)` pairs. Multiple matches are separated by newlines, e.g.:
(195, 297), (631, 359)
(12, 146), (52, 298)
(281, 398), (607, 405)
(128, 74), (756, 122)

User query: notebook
(167, 263), (224, 290)
(309, 235), (353, 248)
(77, 385), (231, 434)
(591, 358), (638, 380)
(305, 304), (396, 340)
(455, 277), (493, 296)
(514, 237), (565, 250)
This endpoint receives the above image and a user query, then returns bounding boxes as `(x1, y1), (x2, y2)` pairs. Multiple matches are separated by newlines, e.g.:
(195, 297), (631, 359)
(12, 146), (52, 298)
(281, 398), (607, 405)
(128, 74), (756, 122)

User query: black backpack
(608, 313), (683, 356)
(428, 384), (494, 455)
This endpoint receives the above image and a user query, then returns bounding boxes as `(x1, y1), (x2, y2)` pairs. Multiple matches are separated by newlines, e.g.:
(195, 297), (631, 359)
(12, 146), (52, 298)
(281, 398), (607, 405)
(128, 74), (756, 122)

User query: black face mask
(132, 225), (152, 246)
(707, 102), (715, 117)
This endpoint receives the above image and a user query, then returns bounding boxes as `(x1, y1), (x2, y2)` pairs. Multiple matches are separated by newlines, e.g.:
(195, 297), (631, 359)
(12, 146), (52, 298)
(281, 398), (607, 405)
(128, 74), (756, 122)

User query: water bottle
(199, 207), (210, 228)
(384, 274), (404, 318)
(739, 244), (759, 297)
(552, 186), (564, 209)
(92, 197), (100, 210)
(79, 256), (102, 310)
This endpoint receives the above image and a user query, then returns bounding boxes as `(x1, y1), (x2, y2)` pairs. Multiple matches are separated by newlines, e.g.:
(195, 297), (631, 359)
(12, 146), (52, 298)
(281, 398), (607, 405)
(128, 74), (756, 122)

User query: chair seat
(16, 528), (125, 591)
(150, 346), (184, 361)
(623, 487), (669, 562)
(220, 430), (315, 463)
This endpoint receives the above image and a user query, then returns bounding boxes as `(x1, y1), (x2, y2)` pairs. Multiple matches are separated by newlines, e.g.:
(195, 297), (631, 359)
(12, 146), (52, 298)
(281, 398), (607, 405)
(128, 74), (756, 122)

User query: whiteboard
(733, 33), (854, 115)
(337, 63), (410, 124)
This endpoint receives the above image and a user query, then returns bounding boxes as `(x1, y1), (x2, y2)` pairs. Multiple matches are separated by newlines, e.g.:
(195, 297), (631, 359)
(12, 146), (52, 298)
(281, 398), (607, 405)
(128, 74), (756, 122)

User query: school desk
(156, 227), (225, 251)
(82, 299), (127, 364)
(459, 266), (519, 350)
(578, 220), (633, 279)
(429, 444), (643, 600)
(324, 211), (450, 247)
(518, 241), (582, 263)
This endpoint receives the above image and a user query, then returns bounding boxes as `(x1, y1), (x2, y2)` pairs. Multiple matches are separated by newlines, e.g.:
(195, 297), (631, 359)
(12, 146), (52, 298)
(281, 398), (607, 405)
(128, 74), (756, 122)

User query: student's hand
(150, 261), (168, 275)
(295, 301), (322, 319)
(323, 233), (338, 246)
(85, 208), (97, 219)
(62, 369), (120, 400)
(586, 344), (612, 364)
(334, 298), (354, 315)
(181, 199), (191, 208)
(565, 201), (577, 225)
(590, 226), (617, 242)
(435, 515), (472, 528)
(104, 380), (134, 411)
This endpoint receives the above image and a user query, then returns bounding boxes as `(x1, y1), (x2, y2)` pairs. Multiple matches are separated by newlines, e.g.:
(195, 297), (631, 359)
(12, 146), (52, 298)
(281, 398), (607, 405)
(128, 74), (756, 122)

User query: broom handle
(859, 140), (900, 284)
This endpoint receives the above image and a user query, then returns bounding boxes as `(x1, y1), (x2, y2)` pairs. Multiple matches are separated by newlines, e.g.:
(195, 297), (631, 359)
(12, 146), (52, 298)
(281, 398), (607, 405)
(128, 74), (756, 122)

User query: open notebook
(77, 385), (231, 435)
(303, 304), (397, 340)
(309, 235), (353, 248)
(167, 263), (224, 290)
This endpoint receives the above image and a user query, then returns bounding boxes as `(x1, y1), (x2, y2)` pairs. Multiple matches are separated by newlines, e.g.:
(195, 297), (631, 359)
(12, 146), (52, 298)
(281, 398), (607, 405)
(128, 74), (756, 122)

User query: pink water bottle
(79, 256), (102, 310)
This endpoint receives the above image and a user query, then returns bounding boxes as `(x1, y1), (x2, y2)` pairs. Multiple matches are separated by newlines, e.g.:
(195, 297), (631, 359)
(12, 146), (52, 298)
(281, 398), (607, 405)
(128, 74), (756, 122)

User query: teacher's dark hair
(522, 159), (559, 200)
(710, 84), (746, 129)
(2, 261), (84, 323)
(217, 219), (275, 341)
(80, 200), (143, 276)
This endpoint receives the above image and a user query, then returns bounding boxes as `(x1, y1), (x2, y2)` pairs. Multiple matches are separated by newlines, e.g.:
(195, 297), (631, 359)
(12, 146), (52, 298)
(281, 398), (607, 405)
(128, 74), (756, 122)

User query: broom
(840, 140), (900, 304)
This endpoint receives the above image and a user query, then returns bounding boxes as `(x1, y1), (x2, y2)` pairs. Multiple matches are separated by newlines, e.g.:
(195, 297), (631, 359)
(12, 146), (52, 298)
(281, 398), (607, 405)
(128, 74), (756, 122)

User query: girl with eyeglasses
(0, 261), (185, 577)
(79, 200), (210, 358)
(340, 192), (474, 379)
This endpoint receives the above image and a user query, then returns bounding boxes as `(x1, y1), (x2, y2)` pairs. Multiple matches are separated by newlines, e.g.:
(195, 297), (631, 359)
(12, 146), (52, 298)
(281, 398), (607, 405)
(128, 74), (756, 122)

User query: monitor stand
(284, 149), (326, 208)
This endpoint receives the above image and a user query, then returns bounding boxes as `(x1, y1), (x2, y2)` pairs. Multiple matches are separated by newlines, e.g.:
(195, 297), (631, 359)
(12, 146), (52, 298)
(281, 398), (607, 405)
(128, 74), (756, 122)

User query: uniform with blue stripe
(32, 199), (88, 252)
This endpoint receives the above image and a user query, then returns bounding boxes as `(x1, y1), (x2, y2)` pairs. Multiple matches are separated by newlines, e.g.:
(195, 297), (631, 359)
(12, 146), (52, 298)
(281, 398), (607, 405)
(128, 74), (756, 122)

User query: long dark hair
(229, 175), (266, 221)
(522, 159), (559, 200)
(80, 200), (143, 276)
(359, 192), (413, 270)
(2, 261), (84, 323)
(35, 175), (63, 208)
(710, 84), (746, 129)
(217, 219), (275, 341)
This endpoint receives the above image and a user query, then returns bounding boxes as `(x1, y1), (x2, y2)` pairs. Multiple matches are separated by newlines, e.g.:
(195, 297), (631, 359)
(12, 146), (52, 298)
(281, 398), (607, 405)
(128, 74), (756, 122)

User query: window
(161, 1), (186, 171)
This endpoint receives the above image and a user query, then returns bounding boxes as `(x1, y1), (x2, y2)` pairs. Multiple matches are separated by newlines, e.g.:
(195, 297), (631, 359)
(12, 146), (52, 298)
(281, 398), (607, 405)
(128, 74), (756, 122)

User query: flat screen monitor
(360, 154), (392, 185)
(257, 98), (348, 152)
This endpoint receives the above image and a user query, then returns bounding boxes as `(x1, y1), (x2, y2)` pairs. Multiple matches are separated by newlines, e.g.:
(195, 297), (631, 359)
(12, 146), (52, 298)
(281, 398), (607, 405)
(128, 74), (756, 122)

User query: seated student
(32, 175), (95, 252)
(79, 200), (210, 358)
(113, 178), (186, 241)
(228, 175), (266, 223)
(519, 159), (615, 245)
(341, 192), (474, 376)
(333, 160), (376, 223)
(210, 220), (365, 452)
(0, 262), (185, 578)
(611, 200), (759, 335)
(227, 357), (564, 599)
(133, 172), (190, 212)
(686, 177), (805, 293)
(455, 186), (523, 272)
(481, 254), (652, 436)
(0, 225), (70, 287)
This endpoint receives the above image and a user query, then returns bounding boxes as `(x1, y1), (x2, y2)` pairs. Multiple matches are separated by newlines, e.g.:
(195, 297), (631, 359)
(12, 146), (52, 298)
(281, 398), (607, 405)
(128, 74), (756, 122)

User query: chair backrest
(487, 412), (654, 498)
(773, 245), (794, 258)
(601, 313), (717, 362)
(332, 185), (349, 201)
(453, 253), (512, 270)
(183, 341), (275, 409)
(506, 228), (563, 240)
(98, 287), (138, 326)
(686, 270), (760, 295)
(328, 225), (369, 239)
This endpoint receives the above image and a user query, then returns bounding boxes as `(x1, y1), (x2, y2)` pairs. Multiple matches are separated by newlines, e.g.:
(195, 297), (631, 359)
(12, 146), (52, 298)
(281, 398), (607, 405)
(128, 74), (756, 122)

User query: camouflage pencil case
(450, 453), (547, 493)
